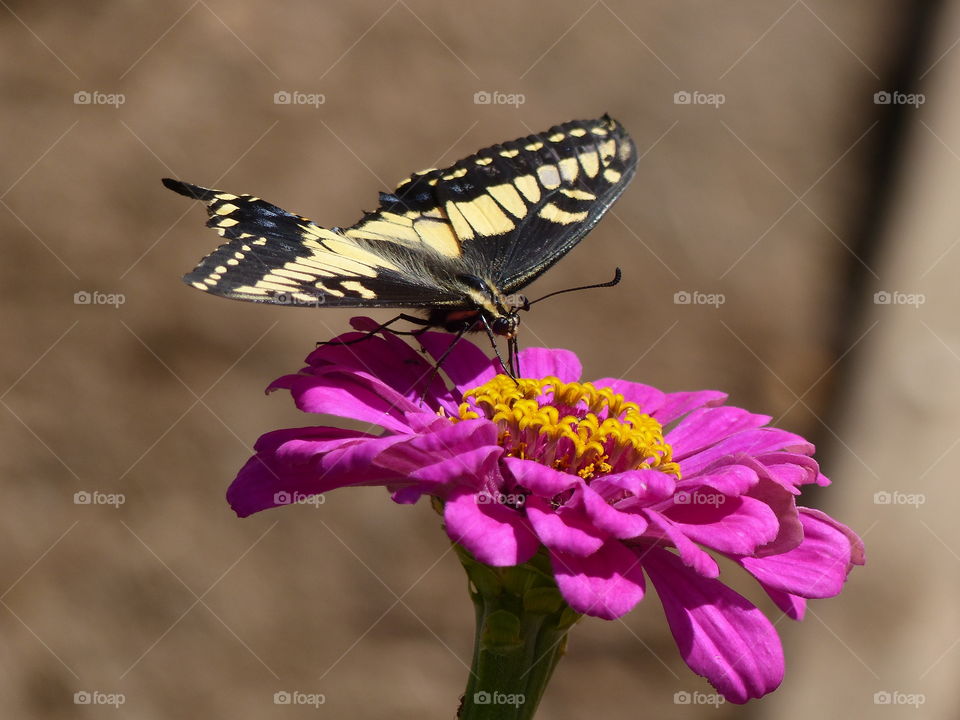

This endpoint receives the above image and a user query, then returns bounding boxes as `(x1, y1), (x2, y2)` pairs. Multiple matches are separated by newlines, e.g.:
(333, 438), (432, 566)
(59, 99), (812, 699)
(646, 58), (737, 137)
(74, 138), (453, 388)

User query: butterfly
(164, 114), (637, 369)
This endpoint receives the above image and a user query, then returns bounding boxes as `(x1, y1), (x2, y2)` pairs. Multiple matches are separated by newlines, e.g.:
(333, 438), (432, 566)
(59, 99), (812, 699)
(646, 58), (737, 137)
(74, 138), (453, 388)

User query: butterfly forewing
(166, 114), (636, 313)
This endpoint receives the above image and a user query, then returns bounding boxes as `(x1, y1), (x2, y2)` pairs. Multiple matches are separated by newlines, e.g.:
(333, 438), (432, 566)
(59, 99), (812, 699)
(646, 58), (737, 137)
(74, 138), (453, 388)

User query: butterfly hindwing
(163, 178), (464, 308)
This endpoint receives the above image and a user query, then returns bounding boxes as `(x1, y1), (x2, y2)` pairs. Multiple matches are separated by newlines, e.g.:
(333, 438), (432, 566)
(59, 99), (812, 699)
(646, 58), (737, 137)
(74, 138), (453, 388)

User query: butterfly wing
(164, 178), (466, 307)
(495, 116), (637, 292)
(378, 115), (637, 294)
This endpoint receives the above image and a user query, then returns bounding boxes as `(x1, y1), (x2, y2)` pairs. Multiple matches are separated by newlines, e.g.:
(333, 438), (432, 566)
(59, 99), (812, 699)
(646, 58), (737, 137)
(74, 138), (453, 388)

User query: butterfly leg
(477, 316), (516, 380)
(410, 325), (472, 404)
(508, 335), (522, 378)
(317, 313), (431, 347)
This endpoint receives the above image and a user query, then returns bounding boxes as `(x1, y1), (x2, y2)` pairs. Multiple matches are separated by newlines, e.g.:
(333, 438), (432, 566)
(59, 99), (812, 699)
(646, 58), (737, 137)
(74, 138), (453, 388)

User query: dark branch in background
(813, 0), (944, 467)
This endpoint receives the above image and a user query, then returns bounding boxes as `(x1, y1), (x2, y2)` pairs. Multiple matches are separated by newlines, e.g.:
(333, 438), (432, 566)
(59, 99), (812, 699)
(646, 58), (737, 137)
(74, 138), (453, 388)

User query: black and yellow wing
(380, 113), (637, 294)
(163, 178), (466, 307)
(164, 114), (636, 309)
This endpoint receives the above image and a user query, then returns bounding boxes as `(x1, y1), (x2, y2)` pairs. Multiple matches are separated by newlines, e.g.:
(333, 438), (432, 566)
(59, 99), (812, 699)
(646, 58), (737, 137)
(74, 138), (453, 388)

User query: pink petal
(502, 457), (579, 497)
(394, 446), (504, 498)
(802, 507), (866, 566)
(444, 491), (539, 566)
(516, 347), (581, 382)
(760, 584), (806, 620)
(667, 407), (771, 458)
(740, 509), (864, 598)
(305, 322), (457, 412)
(663, 495), (780, 556)
(747, 477), (802, 557)
(274, 369), (425, 433)
(525, 495), (606, 556)
(677, 428), (814, 476)
(682, 462), (759, 497)
(590, 469), (677, 508)
(591, 378), (665, 415)
(580, 483), (649, 538)
(643, 547), (784, 703)
(417, 331), (499, 395)
(640, 511), (720, 578)
(375, 419), (500, 487)
(228, 430), (403, 517)
(756, 452), (821, 488)
(551, 540), (646, 619)
(654, 390), (728, 424)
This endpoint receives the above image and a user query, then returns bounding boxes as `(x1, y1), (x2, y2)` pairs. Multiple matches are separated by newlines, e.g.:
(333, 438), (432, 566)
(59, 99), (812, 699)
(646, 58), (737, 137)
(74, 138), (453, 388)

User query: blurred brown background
(2, 1), (957, 717)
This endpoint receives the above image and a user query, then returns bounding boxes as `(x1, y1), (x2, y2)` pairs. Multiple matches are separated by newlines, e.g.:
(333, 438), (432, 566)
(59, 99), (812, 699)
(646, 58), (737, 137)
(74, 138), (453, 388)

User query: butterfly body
(164, 114), (637, 340)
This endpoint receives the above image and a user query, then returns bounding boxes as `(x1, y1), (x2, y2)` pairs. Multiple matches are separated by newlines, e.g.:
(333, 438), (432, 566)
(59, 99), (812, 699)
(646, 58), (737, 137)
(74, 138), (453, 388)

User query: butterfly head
(426, 274), (526, 339)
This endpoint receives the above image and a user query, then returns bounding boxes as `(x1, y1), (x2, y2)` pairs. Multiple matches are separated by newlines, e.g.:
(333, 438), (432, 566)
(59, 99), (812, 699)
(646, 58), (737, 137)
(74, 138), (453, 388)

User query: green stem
(455, 544), (581, 720)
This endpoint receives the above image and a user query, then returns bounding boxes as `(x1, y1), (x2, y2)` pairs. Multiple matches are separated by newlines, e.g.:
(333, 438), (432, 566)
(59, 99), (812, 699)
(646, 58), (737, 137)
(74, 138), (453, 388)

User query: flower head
(228, 318), (864, 703)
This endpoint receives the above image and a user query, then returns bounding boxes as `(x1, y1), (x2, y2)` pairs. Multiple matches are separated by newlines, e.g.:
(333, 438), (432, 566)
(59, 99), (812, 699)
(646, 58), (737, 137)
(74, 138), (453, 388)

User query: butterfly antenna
(525, 267), (622, 308)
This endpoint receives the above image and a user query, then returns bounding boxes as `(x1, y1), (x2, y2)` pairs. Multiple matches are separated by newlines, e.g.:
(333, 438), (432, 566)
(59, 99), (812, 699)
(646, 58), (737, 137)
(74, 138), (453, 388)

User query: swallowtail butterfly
(164, 114), (637, 363)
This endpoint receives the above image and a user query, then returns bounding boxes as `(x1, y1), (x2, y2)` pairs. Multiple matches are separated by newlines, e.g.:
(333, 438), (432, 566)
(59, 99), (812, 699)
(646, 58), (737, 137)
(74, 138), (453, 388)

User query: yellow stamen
(454, 375), (680, 481)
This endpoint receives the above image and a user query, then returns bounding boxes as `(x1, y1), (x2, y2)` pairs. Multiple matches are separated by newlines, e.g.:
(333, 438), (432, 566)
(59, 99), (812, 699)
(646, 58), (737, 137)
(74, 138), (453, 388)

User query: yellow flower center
(456, 375), (680, 481)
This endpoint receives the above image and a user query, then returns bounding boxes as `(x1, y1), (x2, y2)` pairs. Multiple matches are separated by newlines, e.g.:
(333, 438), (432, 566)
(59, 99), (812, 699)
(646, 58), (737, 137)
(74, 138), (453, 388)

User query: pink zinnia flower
(228, 318), (864, 703)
